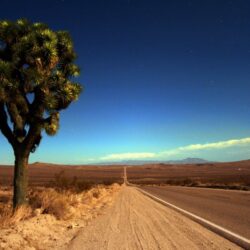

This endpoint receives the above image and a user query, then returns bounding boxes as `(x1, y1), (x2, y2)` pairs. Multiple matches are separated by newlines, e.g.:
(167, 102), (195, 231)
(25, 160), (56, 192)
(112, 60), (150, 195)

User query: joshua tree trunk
(13, 147), (29, 208)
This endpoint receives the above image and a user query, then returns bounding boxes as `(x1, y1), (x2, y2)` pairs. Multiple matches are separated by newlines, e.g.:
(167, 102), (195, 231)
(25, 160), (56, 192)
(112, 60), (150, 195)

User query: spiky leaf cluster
(0, 19), (82, 152)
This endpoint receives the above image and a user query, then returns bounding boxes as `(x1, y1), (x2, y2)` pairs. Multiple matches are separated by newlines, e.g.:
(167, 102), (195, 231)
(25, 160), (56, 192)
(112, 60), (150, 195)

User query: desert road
(141, 185), (250, 239)
(66, 168), (249, 249)
(68, 186), (240, 250)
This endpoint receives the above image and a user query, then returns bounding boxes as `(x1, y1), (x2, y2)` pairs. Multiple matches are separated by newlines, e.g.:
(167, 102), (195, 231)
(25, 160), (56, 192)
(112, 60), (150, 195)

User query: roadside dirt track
(68, 186), (240, 250)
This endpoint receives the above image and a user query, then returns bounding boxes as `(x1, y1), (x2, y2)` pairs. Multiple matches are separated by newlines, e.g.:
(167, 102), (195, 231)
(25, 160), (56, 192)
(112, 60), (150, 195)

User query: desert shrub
(28, 184), (122, 220)
(0, 183), (120, 225)
(0, 205), (32, 227)
(29, 188), (77, 220)
(75, 180), (93, 193)
(42, 196), (69, 219)
(102, 179), (117, 186)
(50, 171), (94, 193)
(0, 187), (33, 227)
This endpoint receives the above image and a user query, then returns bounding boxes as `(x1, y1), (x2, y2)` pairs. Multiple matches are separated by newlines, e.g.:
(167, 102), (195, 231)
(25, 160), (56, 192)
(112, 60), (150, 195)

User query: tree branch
(23, 89), (44, 153)
(0, 102), (16, 147)
(23, 122), (42, 154)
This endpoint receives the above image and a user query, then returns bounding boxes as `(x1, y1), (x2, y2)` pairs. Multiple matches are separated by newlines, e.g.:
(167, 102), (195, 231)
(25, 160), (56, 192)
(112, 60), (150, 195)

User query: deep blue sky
(1, 0), (250, 163)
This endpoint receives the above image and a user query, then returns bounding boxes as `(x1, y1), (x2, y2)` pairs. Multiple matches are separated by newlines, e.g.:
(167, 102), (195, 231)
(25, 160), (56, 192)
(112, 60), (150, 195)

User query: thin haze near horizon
(0, 0), (250, 164)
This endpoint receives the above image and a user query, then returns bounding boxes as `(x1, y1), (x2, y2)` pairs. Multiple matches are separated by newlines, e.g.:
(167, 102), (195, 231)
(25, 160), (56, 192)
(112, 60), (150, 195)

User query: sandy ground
(0, 184), (121, 250)
(68, 186), (241, 250)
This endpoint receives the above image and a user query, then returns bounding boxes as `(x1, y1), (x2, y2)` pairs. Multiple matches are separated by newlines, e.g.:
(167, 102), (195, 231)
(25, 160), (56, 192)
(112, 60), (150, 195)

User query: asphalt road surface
(141, 185), (250, 240)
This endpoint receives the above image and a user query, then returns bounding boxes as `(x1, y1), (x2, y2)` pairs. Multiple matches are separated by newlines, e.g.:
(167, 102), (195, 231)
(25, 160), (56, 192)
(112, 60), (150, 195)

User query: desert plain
(0, 160), (250, 249)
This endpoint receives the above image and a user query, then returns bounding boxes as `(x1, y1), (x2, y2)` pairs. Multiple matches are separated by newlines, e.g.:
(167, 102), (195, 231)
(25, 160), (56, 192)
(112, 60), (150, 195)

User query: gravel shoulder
(68, 186), (241, 250)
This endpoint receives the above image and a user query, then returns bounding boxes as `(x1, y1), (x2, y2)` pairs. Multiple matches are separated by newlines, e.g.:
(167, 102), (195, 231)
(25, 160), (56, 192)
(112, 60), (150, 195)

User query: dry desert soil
(68, 185), (240, 250)
(1, 160), (250, 189)
(1, 161), (249, 249)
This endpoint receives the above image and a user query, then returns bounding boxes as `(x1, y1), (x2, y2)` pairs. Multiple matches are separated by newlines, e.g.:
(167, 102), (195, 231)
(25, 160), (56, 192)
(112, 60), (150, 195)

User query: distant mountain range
(96, 158), (211, 165)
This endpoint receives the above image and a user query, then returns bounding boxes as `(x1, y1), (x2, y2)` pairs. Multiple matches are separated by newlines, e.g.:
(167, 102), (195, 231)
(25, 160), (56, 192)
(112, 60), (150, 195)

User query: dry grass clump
(0, 184), (120, 250)
(0, 169), (121, 227)
(29, 188), (79, 220)
(0, 183), (120, 228)
(0, 204), (32, 227)
(0, 187), (33, 227)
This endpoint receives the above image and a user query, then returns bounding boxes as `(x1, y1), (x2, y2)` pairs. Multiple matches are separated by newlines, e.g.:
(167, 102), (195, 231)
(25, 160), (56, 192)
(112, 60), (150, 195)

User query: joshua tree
(0, 19), (82, 208)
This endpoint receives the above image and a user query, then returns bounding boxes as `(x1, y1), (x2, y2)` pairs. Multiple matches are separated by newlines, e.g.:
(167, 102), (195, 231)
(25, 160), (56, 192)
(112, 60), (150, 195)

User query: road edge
(136, 187), (250, 250)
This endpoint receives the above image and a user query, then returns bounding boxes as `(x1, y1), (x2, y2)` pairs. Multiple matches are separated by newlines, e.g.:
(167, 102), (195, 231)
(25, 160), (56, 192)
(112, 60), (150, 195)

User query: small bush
(42, 196), (69, 219)
(75, 181), (93, 193)
(48, 170), (94, 193)
(29, 188), (76, 220)
(102, 179), (116, 186)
